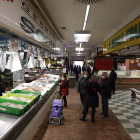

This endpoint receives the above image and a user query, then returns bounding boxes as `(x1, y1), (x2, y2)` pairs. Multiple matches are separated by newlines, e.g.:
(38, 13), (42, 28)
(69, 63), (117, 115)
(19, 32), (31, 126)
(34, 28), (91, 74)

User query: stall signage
(103, 16), (140, 54)
(0, 0), (61, 51)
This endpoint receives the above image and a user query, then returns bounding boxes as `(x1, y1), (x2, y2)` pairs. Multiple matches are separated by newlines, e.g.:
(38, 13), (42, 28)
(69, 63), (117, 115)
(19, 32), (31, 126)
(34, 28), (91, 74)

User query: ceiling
(37, 0), (140, 57)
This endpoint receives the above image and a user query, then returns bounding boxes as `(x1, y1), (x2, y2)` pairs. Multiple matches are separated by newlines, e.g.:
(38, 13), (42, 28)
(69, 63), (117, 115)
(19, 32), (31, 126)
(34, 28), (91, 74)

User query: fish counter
(0, 74), (60, 140)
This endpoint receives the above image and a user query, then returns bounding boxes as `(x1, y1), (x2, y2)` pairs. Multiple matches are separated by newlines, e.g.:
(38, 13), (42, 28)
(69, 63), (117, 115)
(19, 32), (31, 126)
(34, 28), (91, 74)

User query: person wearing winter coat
(87, 64), (91, 78)
(76, 65), (79, 81)
(79, 65), (81, 74)
(59, 74), (69, 107)
(70, 63), (74, 74)
(74, 65), (76, 74)
(79, 80), (100, 122)
(109, 68), (117, 94)
(77, 71), (89, 106)
(100, 72), (111, 118)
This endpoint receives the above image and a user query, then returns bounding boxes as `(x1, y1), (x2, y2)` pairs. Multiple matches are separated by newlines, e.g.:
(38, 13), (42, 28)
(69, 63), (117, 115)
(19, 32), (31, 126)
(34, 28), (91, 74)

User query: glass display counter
(0, 74), (60, 140)
(97, 70), (140, 85)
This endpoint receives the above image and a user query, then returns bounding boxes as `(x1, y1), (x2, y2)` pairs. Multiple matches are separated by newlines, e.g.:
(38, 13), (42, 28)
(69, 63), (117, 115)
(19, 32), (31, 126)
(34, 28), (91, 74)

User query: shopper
(87, 64), (91, 78)
(77, 71), (89, 106)
(59, 74), (69, 107)
(76, 65), (79, 82)
(79, 79), (100, 122)
(70, 63), (74, 75)
(91, 68), (102, 84)
(74, 65), (76, 74)
(100, 72), (111, 118)
(109, 68), (117, 94)
(79, 65), (81, 74)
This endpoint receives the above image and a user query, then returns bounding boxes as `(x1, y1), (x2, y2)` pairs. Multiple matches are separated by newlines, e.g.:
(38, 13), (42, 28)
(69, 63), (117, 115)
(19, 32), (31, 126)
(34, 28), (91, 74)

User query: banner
(0, 0), (61, 51)
(103, 16), (140, 54)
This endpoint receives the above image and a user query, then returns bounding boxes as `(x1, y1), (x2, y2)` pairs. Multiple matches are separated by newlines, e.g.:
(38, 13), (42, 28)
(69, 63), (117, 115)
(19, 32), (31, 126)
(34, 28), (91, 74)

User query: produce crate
(0, 93), (35, 108)
(10, 90), (41, 103)
(0, 98), (29, 115)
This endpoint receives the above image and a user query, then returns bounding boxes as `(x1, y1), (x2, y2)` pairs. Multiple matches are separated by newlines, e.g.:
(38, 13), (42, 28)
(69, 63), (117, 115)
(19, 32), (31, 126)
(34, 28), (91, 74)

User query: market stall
(0, 74), (60, 140)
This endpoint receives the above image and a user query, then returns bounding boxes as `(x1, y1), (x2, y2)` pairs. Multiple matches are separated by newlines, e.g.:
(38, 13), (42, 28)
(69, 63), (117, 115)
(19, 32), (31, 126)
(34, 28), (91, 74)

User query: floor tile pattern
(32, 88), (132, 140)
(109, 91), (140, 140)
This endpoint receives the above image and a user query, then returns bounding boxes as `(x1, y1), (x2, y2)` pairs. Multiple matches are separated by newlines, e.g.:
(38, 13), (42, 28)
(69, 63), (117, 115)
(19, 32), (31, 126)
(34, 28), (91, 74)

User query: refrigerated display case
(0, 74), (60, 140)
(97, 70), (140, 85)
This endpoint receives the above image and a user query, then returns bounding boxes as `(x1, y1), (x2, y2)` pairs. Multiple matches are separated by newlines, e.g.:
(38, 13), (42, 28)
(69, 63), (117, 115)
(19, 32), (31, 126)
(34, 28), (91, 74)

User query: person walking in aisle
(82, 64), (87, 72)
(70, 62), (74, 75)
(76, 65), (79, 81)
(87, 64), (91, 78)
(77, 71), (89, 106)
(79, 65), (81, 74)
(74, 65), (76, 74)
(59, 74), (69, 107)
(100, 72), (111, 118)
(79, 79), (100, 122)
(109, 68), (117, 94)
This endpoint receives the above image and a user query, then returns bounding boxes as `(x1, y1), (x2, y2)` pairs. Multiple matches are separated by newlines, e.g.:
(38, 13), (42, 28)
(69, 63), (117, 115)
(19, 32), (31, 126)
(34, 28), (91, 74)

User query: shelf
(51, 64), (62, 66)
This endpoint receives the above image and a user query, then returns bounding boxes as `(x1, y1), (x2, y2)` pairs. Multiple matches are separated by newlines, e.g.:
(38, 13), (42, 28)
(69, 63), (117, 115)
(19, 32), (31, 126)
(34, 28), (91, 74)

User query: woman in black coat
(79, 80), (101, 122)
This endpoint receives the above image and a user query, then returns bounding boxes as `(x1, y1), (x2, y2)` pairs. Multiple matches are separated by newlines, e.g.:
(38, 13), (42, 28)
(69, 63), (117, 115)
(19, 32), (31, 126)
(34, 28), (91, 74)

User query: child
(59, 74), (69, 107)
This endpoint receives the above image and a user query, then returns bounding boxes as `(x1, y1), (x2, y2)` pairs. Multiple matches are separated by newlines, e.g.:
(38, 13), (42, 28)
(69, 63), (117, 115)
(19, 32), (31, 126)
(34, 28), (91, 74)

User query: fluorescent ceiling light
(83, 22), (86, 31)
(75, 47), (84, 51)
(84, 5), (90, 22)
(74, 34), (92, 42)
(76, 52), (82, 55)
(82, 5), (90, 31)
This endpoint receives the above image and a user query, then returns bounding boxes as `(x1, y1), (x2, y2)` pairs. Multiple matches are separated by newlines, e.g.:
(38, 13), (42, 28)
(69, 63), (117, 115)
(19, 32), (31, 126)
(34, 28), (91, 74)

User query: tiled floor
(109, 91), (140, 140)
(32, 87), (132, 140)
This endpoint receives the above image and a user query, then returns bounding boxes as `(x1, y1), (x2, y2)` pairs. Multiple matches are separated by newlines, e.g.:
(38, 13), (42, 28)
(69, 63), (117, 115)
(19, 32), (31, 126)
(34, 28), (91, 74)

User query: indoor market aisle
(32, 87), (133, 140)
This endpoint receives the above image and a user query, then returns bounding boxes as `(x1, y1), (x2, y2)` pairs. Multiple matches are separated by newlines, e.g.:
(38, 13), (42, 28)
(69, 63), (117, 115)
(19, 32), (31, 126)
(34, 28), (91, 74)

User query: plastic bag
(28, 55), (35, 69)
(0, 48), (6, 72)
(11, 52), (22, 72)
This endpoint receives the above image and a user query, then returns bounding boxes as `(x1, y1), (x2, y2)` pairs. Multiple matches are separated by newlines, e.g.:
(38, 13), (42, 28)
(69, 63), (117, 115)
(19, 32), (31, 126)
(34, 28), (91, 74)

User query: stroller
(48, 92), (64, 125)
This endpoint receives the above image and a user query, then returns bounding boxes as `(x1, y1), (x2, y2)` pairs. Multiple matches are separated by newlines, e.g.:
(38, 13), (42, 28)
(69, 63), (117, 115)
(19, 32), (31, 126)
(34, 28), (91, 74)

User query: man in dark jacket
(87, 64), (91, 78)
(77, 71), (89, 106)
(109, 68), (117, 94)
(70, 63), (74, 74)
(74, 65), (76, 74)
(79, 65), (81, 74)
(100, 72), (111, 118)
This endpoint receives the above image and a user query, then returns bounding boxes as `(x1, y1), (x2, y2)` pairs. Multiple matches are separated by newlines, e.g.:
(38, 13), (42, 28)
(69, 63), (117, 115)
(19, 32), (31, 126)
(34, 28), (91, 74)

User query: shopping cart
(48, 92), (64, 125)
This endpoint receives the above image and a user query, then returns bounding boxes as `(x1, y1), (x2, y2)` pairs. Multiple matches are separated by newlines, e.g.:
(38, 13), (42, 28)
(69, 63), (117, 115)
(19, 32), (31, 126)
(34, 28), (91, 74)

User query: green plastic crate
(10, 90), (41, 103)
(0, 98), (29, 115)
(0, 93), (35, 108)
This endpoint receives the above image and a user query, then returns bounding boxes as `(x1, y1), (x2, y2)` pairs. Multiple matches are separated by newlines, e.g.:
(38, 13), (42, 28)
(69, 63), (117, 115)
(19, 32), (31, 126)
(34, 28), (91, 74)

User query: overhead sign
(0, 0), (61, 51)
(103, 16), (140, 54)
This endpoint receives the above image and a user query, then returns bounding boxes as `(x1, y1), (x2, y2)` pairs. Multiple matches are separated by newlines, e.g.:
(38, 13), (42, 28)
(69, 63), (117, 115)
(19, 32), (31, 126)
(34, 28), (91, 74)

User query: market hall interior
(1, 0), (140, 140)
